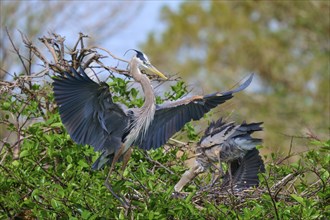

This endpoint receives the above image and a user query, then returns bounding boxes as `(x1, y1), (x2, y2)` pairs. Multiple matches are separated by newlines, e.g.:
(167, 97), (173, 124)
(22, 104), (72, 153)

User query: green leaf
(2, 101), (11, 110)
(148, 211), (154, 220)
(130, 88), (138, 98)
(54, 184), (65, 198)
(50, 122), (63, 128)
(291, 194), (304, 205)
(66, 155), (73, 163)
(32, 84), (40, 90)
(78, 160), (89, 168)
(31, 189), (40, 200)
(66, 163), (73, 171)
(51, 198), (60, 209)
(12, 160), (19, 166)
(147, 180), (153, 190)
(20, 150), (30, 158)
(81, 210), (91, 219)
(185, 190), (196, 202)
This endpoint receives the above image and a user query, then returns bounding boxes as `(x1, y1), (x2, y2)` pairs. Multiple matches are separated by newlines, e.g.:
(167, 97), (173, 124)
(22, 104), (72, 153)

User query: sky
(1, 0), (182, 79)
(56, 1), (182, 59)
(105, 1), (181, 55)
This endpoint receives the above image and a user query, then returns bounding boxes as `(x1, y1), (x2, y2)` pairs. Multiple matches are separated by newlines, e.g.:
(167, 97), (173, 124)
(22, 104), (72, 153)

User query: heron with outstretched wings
(53, 50), (253, 206)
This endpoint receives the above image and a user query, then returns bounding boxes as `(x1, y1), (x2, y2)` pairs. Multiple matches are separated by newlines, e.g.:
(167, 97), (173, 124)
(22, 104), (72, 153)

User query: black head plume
(134, 49), (150, 65)
(124, 49), (149, 65)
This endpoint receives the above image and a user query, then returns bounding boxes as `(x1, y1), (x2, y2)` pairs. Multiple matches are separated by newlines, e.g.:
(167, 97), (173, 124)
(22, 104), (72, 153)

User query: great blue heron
(53, 50), (253, 206)
(174, 118), (264, 192)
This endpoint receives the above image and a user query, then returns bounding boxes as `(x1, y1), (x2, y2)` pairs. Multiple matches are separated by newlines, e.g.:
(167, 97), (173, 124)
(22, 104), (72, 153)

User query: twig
(262, 173), (280, 220)
(89, 46), (129, 64)
(300, 179), (322, 197)
(94, 60), (129, 76)
(52, 33), (65, 62)
(272, 173), (296, 198)
(40, 36), (58, 64)
(6, 28), (29, 75)
(21, 33), (50, 69)
(33, 158), (67, 187)
(143, 152), (174, 175)
(130, 172), (150, 199)
(169, 138), (188, 146)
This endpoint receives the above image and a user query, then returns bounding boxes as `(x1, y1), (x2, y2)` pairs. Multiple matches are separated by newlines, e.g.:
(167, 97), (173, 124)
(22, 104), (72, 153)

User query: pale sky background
(105, 1), (181, 55)
(1, 1), (182, 79)
(59, 1), (182, 60)
(2, 0), (262, 91)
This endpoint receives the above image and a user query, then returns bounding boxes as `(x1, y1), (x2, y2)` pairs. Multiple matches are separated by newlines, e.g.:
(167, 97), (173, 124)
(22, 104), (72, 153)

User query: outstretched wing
(222, 148), (265, 189)
(136, 74), (254, 150)
(53, 67), (129, 155)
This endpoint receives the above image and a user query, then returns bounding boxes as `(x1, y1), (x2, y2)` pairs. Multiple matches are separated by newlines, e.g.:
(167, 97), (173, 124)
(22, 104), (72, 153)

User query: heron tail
(92, 152), (115, 170)
(92, 151), (127, 170)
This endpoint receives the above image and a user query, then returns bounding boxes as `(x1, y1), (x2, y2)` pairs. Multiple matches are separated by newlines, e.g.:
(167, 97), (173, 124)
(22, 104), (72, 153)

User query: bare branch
(6, 27), (29, 74)
(89, 46), (129, 64)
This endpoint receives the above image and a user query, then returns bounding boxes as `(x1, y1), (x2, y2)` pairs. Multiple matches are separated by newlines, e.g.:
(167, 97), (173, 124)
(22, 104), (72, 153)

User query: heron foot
(171, 191), (189, 199)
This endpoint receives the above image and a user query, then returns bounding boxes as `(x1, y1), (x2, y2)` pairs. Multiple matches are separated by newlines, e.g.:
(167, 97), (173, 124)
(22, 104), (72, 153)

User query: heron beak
(145, 64), (168, 80)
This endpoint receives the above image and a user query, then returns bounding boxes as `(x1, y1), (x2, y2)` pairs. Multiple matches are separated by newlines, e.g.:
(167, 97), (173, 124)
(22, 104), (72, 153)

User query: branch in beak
(145, 64), (168, 80)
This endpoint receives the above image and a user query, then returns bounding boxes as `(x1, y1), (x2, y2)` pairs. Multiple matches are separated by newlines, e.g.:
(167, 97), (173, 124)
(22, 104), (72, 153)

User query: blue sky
(55, 1), (182, 58)
(106, 1), (181, 55)
(1, 1), (182, 79)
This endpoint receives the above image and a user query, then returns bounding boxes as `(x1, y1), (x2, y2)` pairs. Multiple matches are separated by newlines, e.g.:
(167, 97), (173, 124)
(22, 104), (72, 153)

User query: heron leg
(174, 161), (203, 192)
(228, 163), (234, 193)
(120, 148), (133, 178)
(218, 153), (224, 177)
(208, 165), (223, 189)
(208, 151), (223, 188)
(108, 145), (125, 177)
(104, 144), (130, 208)
(210, 167), (220, 187)
(210, 152), (224, 187)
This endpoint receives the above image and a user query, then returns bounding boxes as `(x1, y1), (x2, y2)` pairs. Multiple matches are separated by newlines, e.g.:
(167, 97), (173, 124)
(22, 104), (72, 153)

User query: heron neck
(130, 61), (156, 108)
(139, 74), (155, 109)
(125, 61), (156, 148)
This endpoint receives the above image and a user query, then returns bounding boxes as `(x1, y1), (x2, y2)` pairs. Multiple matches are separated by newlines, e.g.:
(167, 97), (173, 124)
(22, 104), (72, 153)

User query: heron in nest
(174, 118), (265, 193)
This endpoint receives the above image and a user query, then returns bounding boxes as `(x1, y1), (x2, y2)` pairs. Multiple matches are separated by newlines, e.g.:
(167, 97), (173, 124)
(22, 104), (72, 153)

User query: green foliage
(165, 81), (188, 101)
(183, 123), (199, 141)
(110, 77), (144, 108)
(1, 75), (329, 219)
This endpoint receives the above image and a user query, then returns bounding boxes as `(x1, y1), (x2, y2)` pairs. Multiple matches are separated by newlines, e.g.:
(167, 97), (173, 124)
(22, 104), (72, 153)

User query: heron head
(133, 50), (168, 80)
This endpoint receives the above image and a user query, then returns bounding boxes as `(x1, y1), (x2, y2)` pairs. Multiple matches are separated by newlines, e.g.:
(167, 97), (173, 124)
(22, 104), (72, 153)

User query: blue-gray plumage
(53, 50), (254, 172)
(221, 148), (265, 190)
(174, 118), (264, 192)
(53, 70), (129, 167)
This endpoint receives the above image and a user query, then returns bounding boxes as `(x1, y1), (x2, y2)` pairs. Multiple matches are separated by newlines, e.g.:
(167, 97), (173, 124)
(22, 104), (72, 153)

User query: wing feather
(53, 67), (129, 153)
(222, 148), (265, 189)
(136, 74), (253, 150)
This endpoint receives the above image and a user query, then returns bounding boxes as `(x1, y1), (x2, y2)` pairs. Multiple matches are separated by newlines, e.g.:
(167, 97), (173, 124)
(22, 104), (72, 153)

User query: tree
(0, 1), (141, 139)
(0, 1), (141, 80)
(142, 1), (330, 150)
(0, 33), (328, 219)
